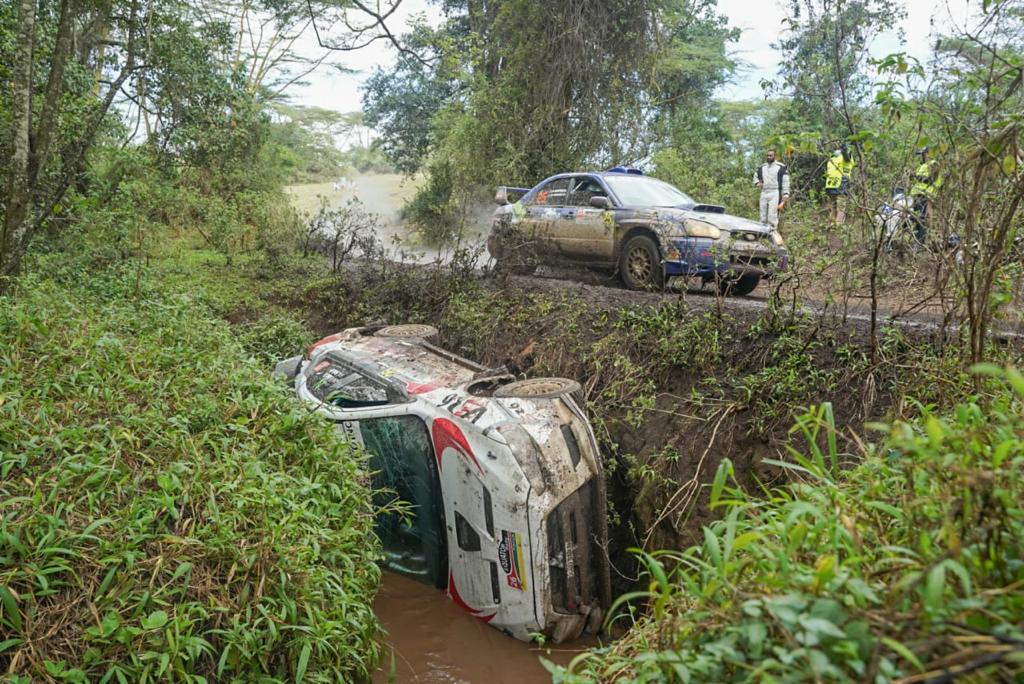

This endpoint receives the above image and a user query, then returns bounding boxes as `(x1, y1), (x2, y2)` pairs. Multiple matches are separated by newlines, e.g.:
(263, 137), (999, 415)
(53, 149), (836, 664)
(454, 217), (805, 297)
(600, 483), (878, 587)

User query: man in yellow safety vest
(824, 144), (855, 225)
(910, 146), (940, 245)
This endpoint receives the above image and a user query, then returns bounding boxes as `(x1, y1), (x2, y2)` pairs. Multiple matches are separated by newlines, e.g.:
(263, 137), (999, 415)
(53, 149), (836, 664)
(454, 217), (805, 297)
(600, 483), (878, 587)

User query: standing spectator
(753, 149), (790, 229)
(910, 146), (940, 245)
(824, 144), (855, 225)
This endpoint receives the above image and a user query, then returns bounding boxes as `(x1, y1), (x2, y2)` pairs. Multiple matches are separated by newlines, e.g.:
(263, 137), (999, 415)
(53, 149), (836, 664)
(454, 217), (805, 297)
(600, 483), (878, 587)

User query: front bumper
(662, 237), (788, 279)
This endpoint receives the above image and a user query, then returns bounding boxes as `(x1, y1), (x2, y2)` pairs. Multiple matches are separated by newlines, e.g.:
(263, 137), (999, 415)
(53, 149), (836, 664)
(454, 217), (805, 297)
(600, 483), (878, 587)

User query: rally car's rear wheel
(494, 377), (581, 399)
(374, 324), (439, 339)
(619, 235), (664, 291)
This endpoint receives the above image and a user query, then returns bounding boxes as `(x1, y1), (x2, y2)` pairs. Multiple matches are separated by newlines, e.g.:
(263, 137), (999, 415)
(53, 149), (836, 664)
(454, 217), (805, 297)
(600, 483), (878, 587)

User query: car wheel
(494, 377), (581, 399)
(619, 235), (664, 290)
(374, 324), (439, 339)
(718, 273), (760, 297)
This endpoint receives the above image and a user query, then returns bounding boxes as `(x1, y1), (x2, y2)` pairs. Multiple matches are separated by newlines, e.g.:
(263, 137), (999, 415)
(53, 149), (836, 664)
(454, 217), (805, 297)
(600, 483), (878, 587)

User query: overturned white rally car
(276, 324), (611, 642)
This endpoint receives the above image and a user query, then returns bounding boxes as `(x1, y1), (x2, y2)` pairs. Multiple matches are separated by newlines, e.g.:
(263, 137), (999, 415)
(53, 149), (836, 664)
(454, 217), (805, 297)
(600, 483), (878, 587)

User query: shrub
(557, 384), (1024, 682)
(0, 274), (382, 682)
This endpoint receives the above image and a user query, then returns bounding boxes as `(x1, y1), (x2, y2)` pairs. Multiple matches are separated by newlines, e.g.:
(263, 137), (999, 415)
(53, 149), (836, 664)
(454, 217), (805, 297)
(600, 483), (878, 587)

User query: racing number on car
(439, 394), (487, 424)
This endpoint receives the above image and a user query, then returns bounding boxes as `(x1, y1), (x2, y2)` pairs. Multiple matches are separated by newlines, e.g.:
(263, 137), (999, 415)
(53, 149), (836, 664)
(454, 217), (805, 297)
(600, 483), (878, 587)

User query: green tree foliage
(269, 105), (350, 182)
(363, 0), (738, 240)
(0, 265), (382, 681)
(772, 0), (907, 135)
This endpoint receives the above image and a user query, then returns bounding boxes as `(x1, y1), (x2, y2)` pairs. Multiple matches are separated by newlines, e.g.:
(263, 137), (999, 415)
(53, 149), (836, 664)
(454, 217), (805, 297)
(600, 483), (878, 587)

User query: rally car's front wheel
(718, 273), (760, 296)
(619, 235), (664, 291)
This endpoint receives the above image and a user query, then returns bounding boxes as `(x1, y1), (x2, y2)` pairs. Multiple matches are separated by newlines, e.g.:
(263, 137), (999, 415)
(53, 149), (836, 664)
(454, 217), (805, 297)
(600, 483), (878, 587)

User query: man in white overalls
(753, 149), (790, 229)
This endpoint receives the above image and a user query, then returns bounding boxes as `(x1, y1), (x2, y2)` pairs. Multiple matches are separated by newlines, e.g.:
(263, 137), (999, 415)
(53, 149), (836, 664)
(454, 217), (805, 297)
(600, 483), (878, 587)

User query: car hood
(676, 207), (771, 234)
(628, 206), (771, 235)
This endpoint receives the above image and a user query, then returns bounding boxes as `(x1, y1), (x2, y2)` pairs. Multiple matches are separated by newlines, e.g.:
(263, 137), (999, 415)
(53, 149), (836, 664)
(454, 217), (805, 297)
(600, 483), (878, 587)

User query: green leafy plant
(557, 382), (1024, 682)
(0, 271), (383, 681)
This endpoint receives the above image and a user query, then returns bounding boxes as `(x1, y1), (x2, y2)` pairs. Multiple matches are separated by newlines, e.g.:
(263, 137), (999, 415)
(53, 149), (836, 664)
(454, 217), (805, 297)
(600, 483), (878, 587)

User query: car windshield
(306, 354), (392, 408)
(604, 175), (694, 207)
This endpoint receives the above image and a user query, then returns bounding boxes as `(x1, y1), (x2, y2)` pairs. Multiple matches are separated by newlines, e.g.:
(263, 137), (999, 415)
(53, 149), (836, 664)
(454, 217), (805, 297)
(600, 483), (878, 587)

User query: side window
(306, 354), (396, 408)
(569, 177), (607, 207)
(360, 415), (446, 587)
(527, 178), (570, 207)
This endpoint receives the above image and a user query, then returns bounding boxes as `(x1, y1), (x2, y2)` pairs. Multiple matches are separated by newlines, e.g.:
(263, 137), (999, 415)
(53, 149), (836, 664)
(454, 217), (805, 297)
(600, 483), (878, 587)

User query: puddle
(372, 572), (596, 683)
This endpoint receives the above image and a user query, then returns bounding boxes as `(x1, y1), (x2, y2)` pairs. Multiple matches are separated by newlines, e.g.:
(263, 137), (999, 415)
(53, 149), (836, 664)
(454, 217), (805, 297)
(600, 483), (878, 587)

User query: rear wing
(495, 186), (530, 205)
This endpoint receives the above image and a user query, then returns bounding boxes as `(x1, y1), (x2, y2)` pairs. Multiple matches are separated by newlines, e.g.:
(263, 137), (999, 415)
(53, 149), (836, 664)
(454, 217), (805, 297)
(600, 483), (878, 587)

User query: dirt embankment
(240, 256), (1015, 591)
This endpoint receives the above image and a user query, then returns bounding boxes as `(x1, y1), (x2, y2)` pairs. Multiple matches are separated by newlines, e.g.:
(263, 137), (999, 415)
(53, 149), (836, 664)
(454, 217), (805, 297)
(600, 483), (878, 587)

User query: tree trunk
(30, 0), (76, 190)
(1, 0), (37, 283)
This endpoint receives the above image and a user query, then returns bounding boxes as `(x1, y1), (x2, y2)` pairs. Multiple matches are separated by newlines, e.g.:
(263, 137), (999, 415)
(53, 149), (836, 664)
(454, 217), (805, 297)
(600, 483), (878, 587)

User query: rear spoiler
(691, 203), (726, 214)
(495, 186), (530, 205)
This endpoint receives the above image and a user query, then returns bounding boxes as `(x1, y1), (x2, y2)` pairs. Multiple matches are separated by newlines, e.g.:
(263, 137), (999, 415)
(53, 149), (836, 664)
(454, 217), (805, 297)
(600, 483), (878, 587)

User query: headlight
(770, 231), (785, 246)
(496, 424), (548, 494)
(683, 219), (721, 240)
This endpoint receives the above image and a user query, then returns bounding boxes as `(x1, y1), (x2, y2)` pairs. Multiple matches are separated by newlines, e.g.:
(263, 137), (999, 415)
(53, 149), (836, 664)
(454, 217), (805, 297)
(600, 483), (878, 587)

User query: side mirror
(273, 355), (303, 384)
(589, 196), (610, 209)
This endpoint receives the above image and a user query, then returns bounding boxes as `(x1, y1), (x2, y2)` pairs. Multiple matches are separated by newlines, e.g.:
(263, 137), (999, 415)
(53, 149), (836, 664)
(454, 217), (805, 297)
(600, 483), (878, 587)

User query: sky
(291, 0), (977, 126)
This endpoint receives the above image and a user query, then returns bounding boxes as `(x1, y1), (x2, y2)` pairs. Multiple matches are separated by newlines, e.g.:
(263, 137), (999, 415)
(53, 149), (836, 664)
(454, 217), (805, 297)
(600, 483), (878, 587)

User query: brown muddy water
(372, 572), (597, 683)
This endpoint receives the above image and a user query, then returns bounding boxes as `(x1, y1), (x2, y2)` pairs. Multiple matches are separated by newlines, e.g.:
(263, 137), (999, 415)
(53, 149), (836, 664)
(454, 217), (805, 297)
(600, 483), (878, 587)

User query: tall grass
(0, 268), (382, 682)
(556, 384), (1024, 682)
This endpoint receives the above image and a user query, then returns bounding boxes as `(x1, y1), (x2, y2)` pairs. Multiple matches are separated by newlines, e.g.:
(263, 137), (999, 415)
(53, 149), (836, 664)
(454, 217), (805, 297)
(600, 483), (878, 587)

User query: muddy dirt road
(372, 573), (592, 683)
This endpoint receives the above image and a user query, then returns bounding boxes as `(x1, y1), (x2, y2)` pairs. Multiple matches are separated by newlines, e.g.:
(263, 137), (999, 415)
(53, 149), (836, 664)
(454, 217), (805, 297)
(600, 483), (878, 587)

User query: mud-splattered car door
(521, 177), (571, 261)
(559, 175), (616, 263)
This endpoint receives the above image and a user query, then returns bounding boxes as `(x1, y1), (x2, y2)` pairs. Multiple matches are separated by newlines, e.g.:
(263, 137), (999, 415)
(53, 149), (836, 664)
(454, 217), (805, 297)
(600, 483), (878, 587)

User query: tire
(718, 273), (760, 297)
(493, 377), (581, 399)
(619, 235), (664, 291)
(374, 324), (439, 339)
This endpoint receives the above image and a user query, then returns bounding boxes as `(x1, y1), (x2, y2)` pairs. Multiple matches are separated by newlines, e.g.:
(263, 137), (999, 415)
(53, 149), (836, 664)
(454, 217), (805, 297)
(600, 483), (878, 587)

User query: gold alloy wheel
(627, 246), (653, 285)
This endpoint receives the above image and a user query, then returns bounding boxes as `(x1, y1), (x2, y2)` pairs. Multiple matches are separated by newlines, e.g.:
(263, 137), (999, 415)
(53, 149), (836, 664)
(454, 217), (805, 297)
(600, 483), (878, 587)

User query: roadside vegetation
(555, 385), (1024, 681)
(3, 0), (1024, 681)
(0, 257), (382, 681)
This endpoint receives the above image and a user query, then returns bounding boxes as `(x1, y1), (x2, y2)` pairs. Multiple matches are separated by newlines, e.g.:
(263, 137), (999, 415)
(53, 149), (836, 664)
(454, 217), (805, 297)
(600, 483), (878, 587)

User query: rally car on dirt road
(487, 168), (789, 296)
(275, 324), (611, 643)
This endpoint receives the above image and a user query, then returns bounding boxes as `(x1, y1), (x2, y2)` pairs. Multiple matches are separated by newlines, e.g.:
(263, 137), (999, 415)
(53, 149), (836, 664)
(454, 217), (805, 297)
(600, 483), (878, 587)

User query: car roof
(315, 333), (481, 394)
(309, 329), (568, 436)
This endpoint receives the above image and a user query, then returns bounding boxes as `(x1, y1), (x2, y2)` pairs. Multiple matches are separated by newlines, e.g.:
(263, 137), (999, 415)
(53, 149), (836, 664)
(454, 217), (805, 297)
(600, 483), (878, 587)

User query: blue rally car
(486, 169), (789, 295)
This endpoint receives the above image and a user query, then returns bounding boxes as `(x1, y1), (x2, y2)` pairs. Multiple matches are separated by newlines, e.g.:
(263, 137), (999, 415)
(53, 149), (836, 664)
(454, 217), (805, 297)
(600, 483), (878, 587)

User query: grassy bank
(142, 240), (1024, 681)
(554, 387), (1024, 681)
(151, 242), (1010, 549)
(0, 261), (382, 682)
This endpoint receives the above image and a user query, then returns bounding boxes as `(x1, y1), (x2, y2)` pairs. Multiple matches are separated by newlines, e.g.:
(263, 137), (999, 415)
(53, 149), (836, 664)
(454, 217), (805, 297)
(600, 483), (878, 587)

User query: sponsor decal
(512, 201), (525, 221)
(337, 420), (363, 445)
(602, 210), (615, 232)
(498, 530), (527, 591)
(575, 208), (587, 219)
(432, 417), (483, 474)
(406, 381), (439, 395)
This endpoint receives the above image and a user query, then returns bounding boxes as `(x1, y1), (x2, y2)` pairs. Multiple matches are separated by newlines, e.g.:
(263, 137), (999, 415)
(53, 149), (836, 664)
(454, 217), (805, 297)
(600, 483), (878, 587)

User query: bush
(557, 386), (1024, 682)
(0, 274), (382, 682)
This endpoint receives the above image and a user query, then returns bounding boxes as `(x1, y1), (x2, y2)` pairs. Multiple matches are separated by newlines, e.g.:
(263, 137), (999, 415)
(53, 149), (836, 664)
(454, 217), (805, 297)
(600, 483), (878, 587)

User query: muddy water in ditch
(372, 572), (595, 683)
